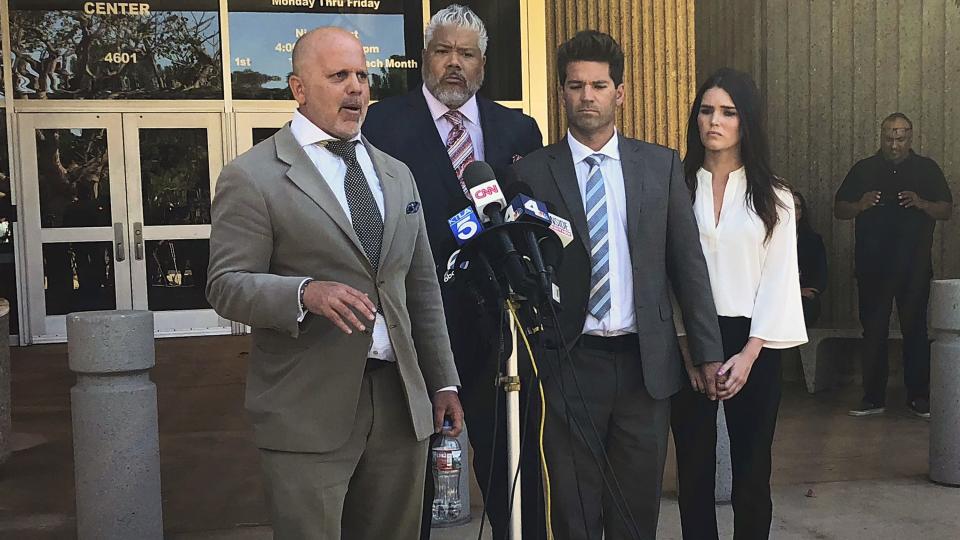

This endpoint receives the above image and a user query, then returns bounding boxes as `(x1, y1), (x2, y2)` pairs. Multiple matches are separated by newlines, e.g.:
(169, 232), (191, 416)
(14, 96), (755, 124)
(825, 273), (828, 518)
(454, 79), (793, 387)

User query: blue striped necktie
(584, 154), (611, 319)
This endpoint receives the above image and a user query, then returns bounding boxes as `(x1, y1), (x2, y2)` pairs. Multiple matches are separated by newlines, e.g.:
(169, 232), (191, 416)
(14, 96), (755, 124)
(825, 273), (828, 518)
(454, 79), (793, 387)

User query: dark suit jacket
(362, 89), (542, 401)
(511, 134), (723, 399)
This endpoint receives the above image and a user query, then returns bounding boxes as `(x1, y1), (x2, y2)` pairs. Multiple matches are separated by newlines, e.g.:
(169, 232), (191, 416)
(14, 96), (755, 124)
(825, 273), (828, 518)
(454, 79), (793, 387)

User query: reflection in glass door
(19, 114), (131, 341)
(18, 113), (230, 342)
(234, 112), (291, 154)
(123, 113), (228, 336)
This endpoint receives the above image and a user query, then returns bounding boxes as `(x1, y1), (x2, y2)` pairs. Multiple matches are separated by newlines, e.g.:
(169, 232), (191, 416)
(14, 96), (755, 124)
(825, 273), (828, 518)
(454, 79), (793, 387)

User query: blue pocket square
(406, 202), (421, 214)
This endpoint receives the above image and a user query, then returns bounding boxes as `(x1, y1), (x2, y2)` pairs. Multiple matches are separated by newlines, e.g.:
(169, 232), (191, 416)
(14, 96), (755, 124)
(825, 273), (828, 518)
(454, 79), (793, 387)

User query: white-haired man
(363, 4), (544, 539)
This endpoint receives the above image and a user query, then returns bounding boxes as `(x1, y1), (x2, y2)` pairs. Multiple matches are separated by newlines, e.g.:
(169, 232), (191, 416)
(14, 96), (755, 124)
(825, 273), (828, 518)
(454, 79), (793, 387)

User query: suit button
(378, 280), (385, 285)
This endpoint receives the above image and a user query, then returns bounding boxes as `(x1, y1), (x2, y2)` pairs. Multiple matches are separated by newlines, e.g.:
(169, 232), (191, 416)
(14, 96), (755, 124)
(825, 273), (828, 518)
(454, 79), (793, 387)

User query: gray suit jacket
(511, 134), (723, 399)
(207, 125), (460, 452)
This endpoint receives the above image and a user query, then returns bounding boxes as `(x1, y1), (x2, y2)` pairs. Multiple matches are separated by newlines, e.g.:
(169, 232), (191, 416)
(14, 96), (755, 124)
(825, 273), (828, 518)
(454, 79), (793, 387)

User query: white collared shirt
(422, 84), (485, 162)
(290, 110), (394, 362)
(693, 167), (808, 349)
(567, 130), (637, 336)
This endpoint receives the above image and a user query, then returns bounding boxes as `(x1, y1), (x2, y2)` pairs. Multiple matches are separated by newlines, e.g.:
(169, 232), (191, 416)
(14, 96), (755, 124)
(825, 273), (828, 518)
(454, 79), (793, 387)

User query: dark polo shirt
(835, 151), (952, 277)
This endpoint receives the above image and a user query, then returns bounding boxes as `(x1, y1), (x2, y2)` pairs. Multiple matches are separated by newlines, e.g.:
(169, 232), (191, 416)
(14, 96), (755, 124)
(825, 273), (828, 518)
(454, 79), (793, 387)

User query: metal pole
(930, 279), (960, 487)
(67, 310), (163, 539)
(504, 300), (523, 540)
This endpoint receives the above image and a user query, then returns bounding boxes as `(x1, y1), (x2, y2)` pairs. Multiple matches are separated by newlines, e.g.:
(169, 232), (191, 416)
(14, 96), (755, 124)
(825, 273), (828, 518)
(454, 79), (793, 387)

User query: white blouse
(693, 167), (808, 349)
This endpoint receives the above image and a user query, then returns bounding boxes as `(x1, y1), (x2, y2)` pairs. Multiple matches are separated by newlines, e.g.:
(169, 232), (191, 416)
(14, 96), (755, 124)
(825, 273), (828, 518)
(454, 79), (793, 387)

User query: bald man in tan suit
(206, 28), (463, 539)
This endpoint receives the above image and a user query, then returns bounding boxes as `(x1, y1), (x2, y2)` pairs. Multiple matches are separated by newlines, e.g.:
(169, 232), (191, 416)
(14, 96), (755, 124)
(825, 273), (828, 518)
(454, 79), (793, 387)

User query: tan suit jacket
(207, 125), (460, 453)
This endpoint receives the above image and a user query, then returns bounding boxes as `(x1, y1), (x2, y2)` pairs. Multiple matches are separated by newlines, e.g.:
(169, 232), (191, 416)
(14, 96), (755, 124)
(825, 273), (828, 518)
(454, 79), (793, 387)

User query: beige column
(545, 0), (697, 152)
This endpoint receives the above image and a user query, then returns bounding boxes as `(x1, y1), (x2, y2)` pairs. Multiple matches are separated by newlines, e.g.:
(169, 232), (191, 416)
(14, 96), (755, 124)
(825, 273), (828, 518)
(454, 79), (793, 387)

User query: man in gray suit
(510, 31), (723, 539)
(206, 27), (463, 539)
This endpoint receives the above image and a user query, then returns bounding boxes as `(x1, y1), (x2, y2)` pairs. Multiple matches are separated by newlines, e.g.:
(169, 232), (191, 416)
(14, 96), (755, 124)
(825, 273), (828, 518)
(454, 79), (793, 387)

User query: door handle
(113, 222), (126, 262)
(134, 222), (144, 260)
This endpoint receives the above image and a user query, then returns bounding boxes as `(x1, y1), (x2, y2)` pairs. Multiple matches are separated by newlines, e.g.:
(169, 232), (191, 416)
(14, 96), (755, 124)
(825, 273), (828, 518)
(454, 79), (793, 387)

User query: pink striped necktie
(443, 110), (475, 197)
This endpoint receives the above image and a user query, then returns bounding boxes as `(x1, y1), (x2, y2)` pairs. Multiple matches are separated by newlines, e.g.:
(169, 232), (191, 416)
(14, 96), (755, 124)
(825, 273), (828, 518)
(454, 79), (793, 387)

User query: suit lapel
(619, 135), (644, 239)
(478, 96), (505, 165)
(363, 136), (401, 266)
(273, 126), (371, 275)
(408, 91), (469, 205)
(547, 141), (589, 256)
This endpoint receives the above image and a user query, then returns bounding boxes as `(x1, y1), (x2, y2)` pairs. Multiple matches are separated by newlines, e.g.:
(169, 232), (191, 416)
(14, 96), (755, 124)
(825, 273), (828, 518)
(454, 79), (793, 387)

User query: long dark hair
(684, 67), (788, 241)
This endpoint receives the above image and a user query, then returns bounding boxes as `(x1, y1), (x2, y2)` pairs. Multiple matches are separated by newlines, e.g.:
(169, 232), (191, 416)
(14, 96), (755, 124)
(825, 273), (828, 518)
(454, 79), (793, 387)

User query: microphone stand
(501, 294), (523, 540)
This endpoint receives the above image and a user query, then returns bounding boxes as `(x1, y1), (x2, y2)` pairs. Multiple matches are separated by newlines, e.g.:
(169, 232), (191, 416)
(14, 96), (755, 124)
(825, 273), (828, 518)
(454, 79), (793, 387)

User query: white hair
(424, 4), (488, 54)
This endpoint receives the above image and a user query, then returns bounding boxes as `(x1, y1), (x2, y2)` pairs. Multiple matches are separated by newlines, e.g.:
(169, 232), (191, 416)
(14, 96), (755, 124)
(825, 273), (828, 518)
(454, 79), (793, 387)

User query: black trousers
(420, 369), (546, 540)
(671, 317), (782, 540)
(856, 272), (931, 405)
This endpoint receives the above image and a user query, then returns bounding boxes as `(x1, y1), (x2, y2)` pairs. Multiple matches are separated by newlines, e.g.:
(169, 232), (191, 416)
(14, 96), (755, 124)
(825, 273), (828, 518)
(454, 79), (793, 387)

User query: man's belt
(577, 333), (639, 352)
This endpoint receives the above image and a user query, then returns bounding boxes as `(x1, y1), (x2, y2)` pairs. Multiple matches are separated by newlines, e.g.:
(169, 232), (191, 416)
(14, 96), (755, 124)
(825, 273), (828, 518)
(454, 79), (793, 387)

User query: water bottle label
(435, 449), (462, 471)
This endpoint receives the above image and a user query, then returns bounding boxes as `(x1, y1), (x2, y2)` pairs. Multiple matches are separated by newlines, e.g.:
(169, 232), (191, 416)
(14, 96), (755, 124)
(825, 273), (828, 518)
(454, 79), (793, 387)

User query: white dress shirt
(290, 110), (394, 362)
(422, 84), (485, 161)
(693, 167), (808, 349)
(567, 130), (638, 336)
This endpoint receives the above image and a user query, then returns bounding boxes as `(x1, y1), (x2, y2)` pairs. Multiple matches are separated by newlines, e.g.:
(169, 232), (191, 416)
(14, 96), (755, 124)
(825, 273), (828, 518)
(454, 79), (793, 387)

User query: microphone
(461, 162), (532, 298)
(502, 182), (555, 301)
(447, 205), (485, 246)
(464, 162), (509, 224)
(504, 183), (552, 226)
(542, 201), (574, 248)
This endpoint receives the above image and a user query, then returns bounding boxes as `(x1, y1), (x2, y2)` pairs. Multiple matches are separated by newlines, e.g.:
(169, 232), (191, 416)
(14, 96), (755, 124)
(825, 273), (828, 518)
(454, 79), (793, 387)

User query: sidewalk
(1, 335), (957, 539)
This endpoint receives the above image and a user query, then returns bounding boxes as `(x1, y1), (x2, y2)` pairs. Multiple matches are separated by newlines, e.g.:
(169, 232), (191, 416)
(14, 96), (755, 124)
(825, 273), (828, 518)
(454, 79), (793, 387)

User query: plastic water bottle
(431, 419), (462, 524)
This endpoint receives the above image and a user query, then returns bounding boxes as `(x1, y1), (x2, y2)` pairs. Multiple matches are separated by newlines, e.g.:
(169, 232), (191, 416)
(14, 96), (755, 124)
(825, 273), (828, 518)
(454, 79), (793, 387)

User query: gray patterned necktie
(323, 139), (384, 272)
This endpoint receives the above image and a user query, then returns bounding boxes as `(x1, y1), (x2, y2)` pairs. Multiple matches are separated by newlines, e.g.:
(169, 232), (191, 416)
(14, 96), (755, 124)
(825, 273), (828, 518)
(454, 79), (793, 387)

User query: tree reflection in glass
(10, 1), (222, 100)
(139, 128), (210, 226)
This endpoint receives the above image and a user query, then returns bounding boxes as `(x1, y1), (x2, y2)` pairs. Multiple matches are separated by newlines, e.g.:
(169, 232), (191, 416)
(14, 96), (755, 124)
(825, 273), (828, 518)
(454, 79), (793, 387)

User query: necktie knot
(585, 154), (604, 169)
(443, 110), (466, 127)
(323, 139), (359, 163)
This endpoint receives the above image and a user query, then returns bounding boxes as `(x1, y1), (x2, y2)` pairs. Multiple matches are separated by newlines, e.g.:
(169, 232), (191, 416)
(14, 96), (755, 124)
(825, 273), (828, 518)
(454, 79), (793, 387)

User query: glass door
(18, 114), (131, 342)
(234, 112), (291, 154)
(18, 112), (230, 342)
(123, 113), (229, 336)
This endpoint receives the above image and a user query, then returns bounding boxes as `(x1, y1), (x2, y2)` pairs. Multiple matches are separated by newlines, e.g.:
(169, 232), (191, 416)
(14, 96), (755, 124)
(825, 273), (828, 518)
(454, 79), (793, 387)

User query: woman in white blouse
(670, 68), (808, 540)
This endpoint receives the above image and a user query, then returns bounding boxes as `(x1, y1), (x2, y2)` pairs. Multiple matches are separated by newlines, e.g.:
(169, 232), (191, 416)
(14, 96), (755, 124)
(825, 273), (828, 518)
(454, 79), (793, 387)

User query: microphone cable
(509, 299), (639, 540)
(476, 305), (507, 540)
(543, 299), (644, 540)
(507, 301), (554, 540)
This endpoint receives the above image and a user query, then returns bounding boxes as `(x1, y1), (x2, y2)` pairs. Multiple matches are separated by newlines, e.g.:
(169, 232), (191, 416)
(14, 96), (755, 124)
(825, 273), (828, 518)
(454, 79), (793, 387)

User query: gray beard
(423, 70), (484, 109)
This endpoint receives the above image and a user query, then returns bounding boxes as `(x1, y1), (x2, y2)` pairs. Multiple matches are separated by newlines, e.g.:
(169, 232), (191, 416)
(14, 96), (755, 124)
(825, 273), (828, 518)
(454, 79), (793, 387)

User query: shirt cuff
(297, 278), (313, 323)
(436, 386), (458, 393)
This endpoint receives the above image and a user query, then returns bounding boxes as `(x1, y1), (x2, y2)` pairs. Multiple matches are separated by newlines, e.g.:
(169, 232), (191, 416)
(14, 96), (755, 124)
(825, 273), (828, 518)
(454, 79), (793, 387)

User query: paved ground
(1, 336), (958, 539)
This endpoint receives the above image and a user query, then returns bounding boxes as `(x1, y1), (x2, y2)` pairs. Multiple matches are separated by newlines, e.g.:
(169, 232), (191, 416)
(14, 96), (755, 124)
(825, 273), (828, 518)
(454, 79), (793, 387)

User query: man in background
(835, 112), (952, 419)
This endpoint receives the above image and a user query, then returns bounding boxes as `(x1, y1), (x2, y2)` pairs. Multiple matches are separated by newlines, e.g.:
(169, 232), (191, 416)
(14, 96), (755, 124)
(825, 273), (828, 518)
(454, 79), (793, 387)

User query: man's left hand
(898, 191), (927, 210)
(433, 390), (464, 436)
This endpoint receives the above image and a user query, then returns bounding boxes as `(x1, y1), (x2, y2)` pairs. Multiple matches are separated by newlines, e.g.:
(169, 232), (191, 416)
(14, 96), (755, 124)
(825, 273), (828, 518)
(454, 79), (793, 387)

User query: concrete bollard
(0, 299), (10, 465)
(716, 402), (732, 502)
(930, 279), (960, 487)
(67, 310), (163, 539)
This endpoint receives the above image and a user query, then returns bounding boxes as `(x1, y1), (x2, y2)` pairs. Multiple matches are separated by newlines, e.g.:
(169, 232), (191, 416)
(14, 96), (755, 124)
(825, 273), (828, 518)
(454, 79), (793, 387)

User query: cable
(476, 307), (507, 540)
(544, 300), (644, 540)
(509, 298), (638, 539)
(508, 303), (554, 540)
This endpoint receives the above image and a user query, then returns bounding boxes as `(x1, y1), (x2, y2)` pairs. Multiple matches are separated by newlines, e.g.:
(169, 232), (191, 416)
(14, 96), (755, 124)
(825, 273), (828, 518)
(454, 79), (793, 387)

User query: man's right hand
(858, 190), (882, 212)
(699, 361), (724, 401)
(302, 280), (376, 334)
